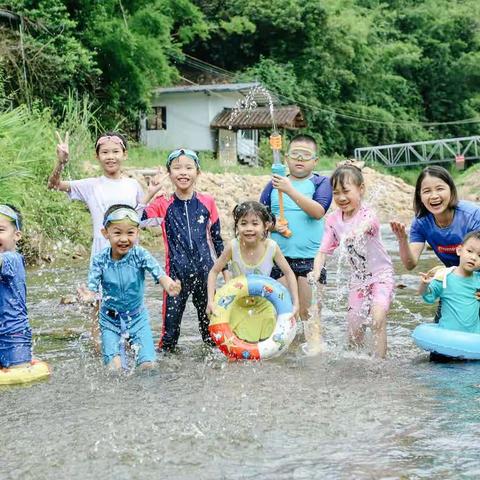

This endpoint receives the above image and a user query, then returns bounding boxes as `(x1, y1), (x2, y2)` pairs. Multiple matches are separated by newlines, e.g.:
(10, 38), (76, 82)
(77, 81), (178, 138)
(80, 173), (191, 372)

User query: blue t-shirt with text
(410, 200), (480, 267)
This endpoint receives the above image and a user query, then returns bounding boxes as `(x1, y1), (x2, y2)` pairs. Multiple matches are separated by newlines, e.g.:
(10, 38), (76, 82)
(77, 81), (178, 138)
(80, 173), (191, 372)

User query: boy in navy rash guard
(140, 149), (227, 352)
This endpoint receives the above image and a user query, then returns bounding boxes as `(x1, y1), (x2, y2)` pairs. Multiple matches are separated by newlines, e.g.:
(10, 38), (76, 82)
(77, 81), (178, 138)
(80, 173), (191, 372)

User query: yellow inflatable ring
(0, 359), (51, 386)
(209, 274), (296, 360)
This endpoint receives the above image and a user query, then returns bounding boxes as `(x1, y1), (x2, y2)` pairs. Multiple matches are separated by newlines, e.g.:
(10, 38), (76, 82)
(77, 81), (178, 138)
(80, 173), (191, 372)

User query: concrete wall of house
(140, 91), (242, 151)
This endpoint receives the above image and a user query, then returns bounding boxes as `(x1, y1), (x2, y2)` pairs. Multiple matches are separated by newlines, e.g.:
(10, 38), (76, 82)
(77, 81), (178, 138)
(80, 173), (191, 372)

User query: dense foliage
(1, 0), (480, 154)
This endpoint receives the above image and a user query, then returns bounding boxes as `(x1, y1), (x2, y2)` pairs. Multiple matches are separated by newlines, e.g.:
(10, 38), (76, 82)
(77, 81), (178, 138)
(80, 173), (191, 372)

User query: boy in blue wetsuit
(419, 231), (480, 333)
(78, 204), (181, 369)
(140, 149), (227, 352)
(260, 135), (332, 322)
(0, 204), (33, 370)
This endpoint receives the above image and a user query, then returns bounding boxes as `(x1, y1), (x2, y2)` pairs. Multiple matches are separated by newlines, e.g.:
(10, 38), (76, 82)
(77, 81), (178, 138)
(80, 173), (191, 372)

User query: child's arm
(390, 221), (425, 271)
(273, 246), (299, 317)
(312, 251), (328, 282)
(139, 247), (181, 296)
(159, 276), (182, 296)
(272, 175), (326, 219)
(77, 284), (97, 304)
(77, 254), (103, 304)
(418, 271), (443, 306)
(141, 172), (169, 205)
(207, 243), (233, 315)
(47, 131), (71, 192)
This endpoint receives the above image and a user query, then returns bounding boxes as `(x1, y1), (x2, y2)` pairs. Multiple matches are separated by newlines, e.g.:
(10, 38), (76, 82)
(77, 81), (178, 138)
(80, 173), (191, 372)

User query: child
(78, 204), (181, 369)
(0, 205), (33, 369)
(140, 148), (227, 352)
(207, 201), (299, 343)
(419, 231), (480, 334)
(312, 164), (394, 358)
(260, 134), (332, 323)
(48, 131), (144, 259)
(391, 165), (480, 270)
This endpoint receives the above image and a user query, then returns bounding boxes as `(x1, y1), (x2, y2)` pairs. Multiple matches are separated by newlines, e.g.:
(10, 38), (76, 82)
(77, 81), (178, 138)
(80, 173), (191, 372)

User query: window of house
(146, 106), (167, 130)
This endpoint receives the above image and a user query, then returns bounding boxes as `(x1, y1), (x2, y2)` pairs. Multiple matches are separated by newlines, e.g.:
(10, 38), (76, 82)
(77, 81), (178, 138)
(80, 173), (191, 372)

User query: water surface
(2, 230), (480, 479)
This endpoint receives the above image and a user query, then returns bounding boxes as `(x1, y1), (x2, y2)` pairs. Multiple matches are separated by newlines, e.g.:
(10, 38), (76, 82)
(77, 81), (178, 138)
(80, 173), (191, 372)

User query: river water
(2, 229), (480, 479)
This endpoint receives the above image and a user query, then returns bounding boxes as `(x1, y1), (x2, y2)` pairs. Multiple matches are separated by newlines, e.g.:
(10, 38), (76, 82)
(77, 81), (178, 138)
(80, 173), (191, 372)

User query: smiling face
(457, 237), (480, 273)
(168, 155), (199, 195)
(0, 216), (21, 253)
(96, 139), (127, 178)
(419, 174), (452, 217)
(102, 220), (139, 260)
(332, 177), (364, 219)
(286, 140), (318, 179)
(236, 211), (266, 246)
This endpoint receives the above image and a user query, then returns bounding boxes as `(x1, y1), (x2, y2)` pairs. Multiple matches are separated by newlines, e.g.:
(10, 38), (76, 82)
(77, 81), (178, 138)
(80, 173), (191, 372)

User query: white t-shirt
(67, 176), (144, 258)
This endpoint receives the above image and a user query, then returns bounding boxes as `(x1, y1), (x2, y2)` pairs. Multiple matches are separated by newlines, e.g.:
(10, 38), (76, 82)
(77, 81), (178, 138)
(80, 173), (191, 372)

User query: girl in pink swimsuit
(313, 164), (394, 358)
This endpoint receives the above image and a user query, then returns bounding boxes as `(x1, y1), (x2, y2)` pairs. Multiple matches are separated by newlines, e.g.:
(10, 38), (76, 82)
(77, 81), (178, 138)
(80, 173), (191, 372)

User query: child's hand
(390, 221), (408, 241)
(419, 271), (435, 284)
(291, 302), (299, 319)
(161, 277), (181, 296)
(309, 269), (320, 284)
(55, 131), (70, 165)
(475, 289), (480, 301)
(275, 220), (290, 235)
(77, 284), (96, 304)
(272, 174), (294, 195)
(206, 301), (216, 317)
(147, 171), (169, 197)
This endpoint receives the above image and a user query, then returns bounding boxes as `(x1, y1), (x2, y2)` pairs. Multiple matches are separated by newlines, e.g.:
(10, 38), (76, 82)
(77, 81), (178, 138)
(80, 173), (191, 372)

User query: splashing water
(228, 84), (277, 132)
(302, 273), (327, 356)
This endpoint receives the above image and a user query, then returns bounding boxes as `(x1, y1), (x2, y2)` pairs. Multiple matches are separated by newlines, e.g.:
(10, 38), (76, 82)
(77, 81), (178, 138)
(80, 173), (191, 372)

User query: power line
(171, 52), (480, 127)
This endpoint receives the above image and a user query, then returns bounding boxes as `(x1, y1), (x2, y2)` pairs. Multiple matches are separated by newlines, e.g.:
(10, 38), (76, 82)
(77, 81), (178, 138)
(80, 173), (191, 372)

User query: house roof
(211, 106), (306, 130)
(152, 82), (261, 95)
(152, 82), (280, 105)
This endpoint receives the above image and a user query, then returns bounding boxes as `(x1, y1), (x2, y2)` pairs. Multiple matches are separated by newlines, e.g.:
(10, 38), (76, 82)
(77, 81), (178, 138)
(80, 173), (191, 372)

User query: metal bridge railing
(354, 136), (480, 167)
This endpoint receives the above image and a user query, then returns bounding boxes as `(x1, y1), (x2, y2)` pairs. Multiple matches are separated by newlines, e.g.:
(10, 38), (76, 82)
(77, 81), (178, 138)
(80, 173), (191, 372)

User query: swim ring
(412, 323), (480, 360)
(209, 274), (295, 360)
(0, 359), (51, 386)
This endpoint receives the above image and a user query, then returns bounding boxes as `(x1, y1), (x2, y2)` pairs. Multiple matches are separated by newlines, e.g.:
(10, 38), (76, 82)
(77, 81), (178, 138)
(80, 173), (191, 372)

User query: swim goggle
(103, 208), (140, 227)
(0, 205), (21, 230)
(286, 149), (317, 162)
(166, 148), (200, 169)
(96, 135), (126, 150)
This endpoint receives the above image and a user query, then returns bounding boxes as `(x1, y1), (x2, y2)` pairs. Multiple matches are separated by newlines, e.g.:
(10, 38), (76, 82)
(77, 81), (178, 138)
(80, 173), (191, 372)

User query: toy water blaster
(269, 133), (292, 238)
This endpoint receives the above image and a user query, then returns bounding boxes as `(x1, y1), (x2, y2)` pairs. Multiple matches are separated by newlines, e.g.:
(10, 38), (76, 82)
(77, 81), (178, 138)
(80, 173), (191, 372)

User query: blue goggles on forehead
(103, 208), (140, 227)
(166, 149), (200, 169)
(0, 205), (21, 230)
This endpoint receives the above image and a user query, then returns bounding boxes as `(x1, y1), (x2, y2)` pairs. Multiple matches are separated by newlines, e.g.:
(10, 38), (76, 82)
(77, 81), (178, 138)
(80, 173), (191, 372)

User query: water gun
(269, 133), (292, 238)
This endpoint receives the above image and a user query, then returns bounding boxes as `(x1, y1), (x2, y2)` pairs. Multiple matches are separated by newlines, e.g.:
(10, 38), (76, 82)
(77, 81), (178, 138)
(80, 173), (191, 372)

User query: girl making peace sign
(48, 131), (144, 259)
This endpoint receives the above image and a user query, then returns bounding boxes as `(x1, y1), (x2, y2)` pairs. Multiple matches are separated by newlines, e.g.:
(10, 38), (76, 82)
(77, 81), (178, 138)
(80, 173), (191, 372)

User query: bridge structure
(354, 136), (480, 168)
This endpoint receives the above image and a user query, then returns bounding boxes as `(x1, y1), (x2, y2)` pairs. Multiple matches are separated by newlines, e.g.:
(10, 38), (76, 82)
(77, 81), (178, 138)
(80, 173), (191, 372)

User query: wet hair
(103, 204), (136, 227)
(330, 164), (364, 190)
(414, 166), (458, 218)
(95, 131), (128, 153)
(233, 201), (275, 238)
(4, 203), (23, 230)
(289, 134), (317, 152)
(462, 230), (480, 245)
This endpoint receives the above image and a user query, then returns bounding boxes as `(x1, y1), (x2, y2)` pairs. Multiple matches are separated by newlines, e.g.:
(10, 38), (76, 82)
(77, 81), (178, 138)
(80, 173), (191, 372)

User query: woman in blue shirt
(390, 165), (480, 270)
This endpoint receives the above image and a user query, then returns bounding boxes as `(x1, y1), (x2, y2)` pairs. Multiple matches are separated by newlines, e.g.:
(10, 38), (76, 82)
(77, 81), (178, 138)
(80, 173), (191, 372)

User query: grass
(371, 160), (480, 185)
(127, 143), (339, 175)
(0, 101), (95, 262)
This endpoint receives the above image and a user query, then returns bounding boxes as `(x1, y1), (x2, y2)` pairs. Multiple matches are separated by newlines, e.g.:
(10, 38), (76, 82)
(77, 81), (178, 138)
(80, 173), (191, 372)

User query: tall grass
(0, 99), (98, 262)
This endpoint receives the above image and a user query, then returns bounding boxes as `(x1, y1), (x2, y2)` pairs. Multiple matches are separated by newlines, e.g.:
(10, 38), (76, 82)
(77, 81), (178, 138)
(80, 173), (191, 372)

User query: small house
(140, 82), (306, 166)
